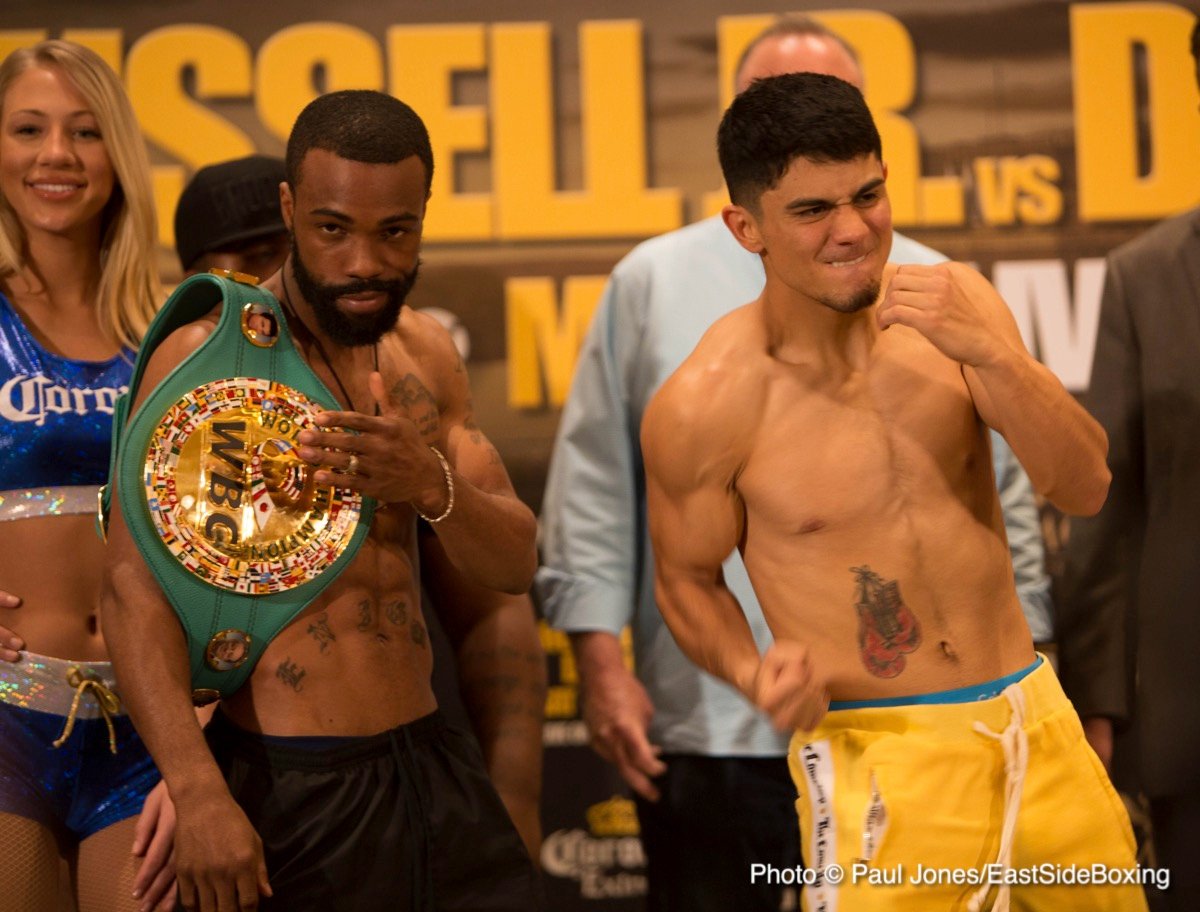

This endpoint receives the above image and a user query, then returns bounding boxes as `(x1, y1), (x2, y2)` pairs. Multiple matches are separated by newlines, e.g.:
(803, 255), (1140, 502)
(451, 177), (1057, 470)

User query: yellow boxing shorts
(788, 656), (1150, 912)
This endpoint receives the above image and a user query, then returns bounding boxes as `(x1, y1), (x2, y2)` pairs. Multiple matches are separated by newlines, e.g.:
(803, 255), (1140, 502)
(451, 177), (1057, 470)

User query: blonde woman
(0, 40), (174, 912)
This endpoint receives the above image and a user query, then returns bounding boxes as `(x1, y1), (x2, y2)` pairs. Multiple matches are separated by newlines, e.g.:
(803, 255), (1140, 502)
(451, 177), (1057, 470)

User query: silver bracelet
(413, 445), (454, 523)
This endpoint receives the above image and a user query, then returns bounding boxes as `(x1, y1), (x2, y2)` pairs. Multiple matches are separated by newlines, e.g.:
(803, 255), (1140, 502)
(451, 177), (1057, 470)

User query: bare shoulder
(395, 307), (460, 362)
(642, 304), (764, 486)
(131, 307), (221, 409)
(385, 309), (464, 388)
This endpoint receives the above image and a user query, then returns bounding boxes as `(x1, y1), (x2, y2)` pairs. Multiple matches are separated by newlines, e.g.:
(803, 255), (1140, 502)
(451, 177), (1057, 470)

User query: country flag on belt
(249, 453), (273, 531)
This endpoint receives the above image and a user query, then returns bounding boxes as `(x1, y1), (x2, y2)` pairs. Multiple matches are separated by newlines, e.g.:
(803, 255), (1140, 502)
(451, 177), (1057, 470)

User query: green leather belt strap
(100, 272), (375, 702)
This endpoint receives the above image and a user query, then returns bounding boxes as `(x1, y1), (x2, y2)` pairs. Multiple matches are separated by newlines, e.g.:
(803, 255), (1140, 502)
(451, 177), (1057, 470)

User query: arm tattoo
(462, 406), (501, 463)
(356, 599), (375, 632)
(392, 373), (440, 438)
(852, 566), (922, 678)
(306, 611), (337, 654)
(462, 398), (485, 446)
(385, 599), (408, 627)
(276, 657), (307, 691)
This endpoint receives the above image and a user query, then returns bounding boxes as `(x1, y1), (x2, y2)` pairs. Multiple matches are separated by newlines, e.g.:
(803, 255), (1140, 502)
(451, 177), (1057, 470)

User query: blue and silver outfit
(0, 290), (158, 840)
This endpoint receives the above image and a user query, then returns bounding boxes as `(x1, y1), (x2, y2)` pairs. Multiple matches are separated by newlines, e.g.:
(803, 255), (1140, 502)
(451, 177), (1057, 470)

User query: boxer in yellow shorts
(788, 657), (1148, 912)
(641, 72), (1149, 912)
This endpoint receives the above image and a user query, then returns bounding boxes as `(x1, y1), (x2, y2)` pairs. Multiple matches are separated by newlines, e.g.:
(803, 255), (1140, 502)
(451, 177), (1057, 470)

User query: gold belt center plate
(144, 377), (362, 593)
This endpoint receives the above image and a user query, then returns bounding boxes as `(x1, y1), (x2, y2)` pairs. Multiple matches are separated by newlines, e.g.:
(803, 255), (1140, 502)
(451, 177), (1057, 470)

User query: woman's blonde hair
(0, 40), (160, 350)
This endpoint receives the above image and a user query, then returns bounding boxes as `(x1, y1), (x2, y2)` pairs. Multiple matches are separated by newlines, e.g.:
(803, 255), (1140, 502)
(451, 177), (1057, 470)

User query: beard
(290, 238), (419, 347)
(821, 279), (880, 315)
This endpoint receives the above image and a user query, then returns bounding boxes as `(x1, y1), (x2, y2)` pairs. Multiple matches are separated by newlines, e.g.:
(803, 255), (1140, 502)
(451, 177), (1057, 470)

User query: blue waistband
(829, 656), (1043, 711)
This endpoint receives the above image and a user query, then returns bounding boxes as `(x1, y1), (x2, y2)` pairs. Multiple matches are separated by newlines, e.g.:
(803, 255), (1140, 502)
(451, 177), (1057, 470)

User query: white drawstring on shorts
(967, 684), (1029, 912)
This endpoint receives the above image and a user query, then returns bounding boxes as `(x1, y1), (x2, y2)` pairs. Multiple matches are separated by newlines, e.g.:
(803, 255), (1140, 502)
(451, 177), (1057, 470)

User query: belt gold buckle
(208, 267), (261, 286)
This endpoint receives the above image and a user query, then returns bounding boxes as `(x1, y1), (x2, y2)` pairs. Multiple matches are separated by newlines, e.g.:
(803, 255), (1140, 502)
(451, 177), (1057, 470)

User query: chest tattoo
(276, 657), (307, 691)
(306, 611), (337, 654)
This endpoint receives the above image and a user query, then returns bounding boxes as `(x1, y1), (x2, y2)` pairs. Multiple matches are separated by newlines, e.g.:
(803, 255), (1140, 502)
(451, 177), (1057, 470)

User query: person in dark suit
(1056, 20), (1200, 911)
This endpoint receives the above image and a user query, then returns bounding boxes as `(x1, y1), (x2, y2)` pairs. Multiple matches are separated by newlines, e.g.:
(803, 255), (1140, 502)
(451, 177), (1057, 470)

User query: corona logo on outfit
(0, 374), (125, 425)
(143, 376), (362, 593)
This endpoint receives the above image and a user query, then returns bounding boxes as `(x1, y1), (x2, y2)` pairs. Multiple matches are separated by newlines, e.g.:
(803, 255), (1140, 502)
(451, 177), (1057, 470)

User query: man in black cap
(174, 155), (291, 278)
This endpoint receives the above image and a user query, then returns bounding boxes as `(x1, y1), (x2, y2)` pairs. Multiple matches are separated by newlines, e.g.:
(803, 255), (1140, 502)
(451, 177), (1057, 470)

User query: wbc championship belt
(100, 271), (375, 703)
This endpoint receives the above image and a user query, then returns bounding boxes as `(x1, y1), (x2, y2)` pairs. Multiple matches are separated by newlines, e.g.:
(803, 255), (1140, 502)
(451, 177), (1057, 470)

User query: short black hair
(717, 72), (881, 210)
(286, 90), (434, 192)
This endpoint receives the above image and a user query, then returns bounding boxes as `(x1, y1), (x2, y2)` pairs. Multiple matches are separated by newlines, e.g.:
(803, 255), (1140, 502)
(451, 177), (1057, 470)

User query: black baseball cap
(174, 155), (287, 271)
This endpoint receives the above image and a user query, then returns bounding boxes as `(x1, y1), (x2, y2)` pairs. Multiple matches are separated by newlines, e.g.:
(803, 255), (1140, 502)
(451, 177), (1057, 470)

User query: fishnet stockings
(0, 813), (142, 912)
(76, 817), (141, 912)
(0, 813), (59, 912)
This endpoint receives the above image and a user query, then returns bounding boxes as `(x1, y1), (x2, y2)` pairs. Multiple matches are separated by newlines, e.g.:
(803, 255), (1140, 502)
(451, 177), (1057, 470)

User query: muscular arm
(879, 262), (1109, 516)
(642, 367), (826, 730)
(641, 370), (756, 692)
(101, 326), (270, 912)
(421, 527), (546, 860)
(430, 358), (537, 593)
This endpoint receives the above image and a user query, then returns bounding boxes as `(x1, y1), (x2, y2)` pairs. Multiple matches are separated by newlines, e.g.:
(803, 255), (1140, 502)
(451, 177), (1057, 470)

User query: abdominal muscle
(0, 513), (109, 661)
(747, 501), (1035, 701)
(221, 517), (438, 737)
